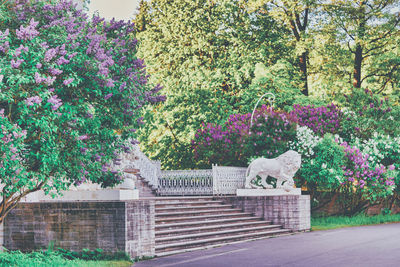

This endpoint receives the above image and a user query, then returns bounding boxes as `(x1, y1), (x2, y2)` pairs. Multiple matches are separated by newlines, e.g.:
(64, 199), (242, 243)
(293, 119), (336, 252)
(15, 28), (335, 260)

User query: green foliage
(136, 0), (291, 169)
(311, 213), (400, 231)
(56, 248), (131, 262)
(338, 88), (400, 141)
(0, 0), (161, 222)
(298, 134), (345, 192)
(238, 60), (304, 113)
(0, 249), (132, 267)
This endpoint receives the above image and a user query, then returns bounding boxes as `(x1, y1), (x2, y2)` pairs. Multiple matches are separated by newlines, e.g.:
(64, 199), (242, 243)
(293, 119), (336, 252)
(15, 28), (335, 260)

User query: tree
(136, 0), (290, 169)
(322, 0), (400, 92)
(0, 0), (162, 223)
(248, 0), (319, 96)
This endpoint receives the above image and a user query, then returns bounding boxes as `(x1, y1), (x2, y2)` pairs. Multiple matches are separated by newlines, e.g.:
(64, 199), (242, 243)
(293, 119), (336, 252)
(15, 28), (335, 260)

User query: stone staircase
(154, 196), (291, 257)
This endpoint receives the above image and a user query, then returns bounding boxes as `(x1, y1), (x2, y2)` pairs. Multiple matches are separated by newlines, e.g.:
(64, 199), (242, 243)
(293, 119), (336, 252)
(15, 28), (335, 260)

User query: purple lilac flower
(11, 59), (24, 68)
(47, 95), (62, 110)
(56, 56), (70, 65)
(0, 29), (10, 53)
(14, 45), (28, 57)
(49, 68), (63, 76)
(68, 52), (77, 59)
(36, 63), (42, 69)
(44, 48), (57, 62)
(104, 93), (113, 100)
(26, 96), (42, 106)
(44, 76), (56, 86)
(34, 72), (43, 84)
(105, 78), (115, 87)
(16, 18), (39, 40)
(63, 78), (74, 86)
(77, 134), (88, 141)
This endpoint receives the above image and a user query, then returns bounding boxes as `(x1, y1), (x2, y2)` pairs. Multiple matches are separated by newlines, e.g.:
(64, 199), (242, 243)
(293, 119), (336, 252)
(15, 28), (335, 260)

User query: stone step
(156, 224), (284, 244)
(155, 200), (224, 208)
(155, 208), (242, 218)
(155, 204), (233, 212)
(155, 212), (253, 224)
(156, 221), (276, 237)
(155, 233), (293, 257)
(155, 196), (215, 201)
(155, 229), (291, 254)
(155, 217), (263, 230)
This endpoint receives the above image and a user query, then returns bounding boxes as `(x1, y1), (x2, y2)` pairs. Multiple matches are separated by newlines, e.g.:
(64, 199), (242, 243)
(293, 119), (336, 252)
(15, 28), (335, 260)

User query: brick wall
(3, 200), (155, 258)
(218, 195), (311, 232)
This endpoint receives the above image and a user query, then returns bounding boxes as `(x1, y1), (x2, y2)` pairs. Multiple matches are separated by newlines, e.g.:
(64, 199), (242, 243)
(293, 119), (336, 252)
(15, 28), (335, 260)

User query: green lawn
(67, 260), (132, 267)
(311, 213), (400, 231)
(0, 250), (133, 267)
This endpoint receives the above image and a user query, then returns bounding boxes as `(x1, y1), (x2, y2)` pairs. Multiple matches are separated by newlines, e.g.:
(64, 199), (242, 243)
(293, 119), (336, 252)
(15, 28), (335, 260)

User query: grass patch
(311, 213), (400, 231)
(0, 250), (133, 267)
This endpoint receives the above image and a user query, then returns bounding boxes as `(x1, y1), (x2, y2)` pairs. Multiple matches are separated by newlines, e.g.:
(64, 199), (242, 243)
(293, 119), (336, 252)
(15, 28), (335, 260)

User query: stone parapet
(3, 200), (155, 258)
(217, 195), (310, 232)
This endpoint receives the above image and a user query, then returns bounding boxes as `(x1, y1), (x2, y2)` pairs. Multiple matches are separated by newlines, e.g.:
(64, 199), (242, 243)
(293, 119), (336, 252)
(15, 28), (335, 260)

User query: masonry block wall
(3, 200), (155, 257)
(219, 195), (311, 231)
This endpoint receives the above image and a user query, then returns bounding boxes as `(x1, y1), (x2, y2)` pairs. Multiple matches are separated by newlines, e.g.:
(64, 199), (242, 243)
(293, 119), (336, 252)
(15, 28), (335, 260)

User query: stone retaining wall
(3, 200), (155, 257)
(218, 195), (311, 231)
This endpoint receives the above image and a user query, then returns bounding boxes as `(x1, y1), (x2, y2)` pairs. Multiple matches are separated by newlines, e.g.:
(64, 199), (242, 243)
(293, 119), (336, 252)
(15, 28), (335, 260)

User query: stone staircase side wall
(217, 195), (311, 232)
(126, 200), (155, 257)
(3, 200), (155, 258)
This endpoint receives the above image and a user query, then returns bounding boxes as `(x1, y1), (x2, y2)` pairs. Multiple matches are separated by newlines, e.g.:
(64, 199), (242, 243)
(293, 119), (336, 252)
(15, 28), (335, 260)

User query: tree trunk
(353, 44), (363, 88)
(299, 51), (309, 96)
(353, 2), (366, 88)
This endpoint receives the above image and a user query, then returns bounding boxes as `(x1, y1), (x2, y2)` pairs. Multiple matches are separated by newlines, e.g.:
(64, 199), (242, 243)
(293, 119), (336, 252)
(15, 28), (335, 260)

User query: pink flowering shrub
(338, 142), (396, 215)
(192, 105), (297, 167)
(0, 0), (164, 222)
(291, 103), (343, 136)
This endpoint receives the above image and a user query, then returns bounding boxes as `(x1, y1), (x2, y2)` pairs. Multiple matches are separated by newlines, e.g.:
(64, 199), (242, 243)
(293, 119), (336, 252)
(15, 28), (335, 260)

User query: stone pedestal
(237, 188), (301, 196)
(217, 194), (310, 232)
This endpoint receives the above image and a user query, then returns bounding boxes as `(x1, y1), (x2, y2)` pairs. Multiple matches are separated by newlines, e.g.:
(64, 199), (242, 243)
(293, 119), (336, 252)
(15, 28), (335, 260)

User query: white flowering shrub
(288, 126), (320, 160)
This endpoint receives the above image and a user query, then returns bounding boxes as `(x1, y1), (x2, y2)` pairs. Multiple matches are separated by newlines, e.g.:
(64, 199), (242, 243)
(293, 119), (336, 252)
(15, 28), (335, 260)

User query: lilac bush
(338, 141), (396, 215)
(0, 0), (163, 223)
(291, 103), (342, 136)
(192, 105), (297, 167)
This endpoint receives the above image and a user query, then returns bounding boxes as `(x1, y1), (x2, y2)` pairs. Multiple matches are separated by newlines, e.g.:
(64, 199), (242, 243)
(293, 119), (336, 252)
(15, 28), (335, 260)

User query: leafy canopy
(0, 0), (162, 221)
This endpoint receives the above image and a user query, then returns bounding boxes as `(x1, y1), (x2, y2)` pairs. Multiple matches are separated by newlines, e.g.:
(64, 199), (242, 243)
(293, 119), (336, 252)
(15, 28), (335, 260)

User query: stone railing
(132, 146), (160, 189)
(212, 165), (247, 195)
(158, 170), (213, 196)
(156, 166), (247, 196)
(132, 146), (247, 195)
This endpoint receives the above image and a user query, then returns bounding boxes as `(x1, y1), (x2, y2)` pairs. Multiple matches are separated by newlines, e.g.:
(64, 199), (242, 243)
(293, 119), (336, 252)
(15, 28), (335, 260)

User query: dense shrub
(339, 88), (400, 140)
(290, 127), (397, 215)
(291, 104), (342, 136)
(297, 134), (345, 193)
(0, 0), (163, 223)
(192, 105), (297, 167)
(337, 141), (396, 215)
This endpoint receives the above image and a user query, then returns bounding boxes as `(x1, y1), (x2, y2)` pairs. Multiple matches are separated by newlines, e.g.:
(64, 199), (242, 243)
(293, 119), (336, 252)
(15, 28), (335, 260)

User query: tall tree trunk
(353, 2), (366, 88)
(353, 44), (363, 88)
(299, 51), (309, 96)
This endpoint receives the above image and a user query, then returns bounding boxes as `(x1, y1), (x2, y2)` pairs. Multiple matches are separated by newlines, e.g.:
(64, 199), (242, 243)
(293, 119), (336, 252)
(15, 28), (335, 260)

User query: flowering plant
(192, 105), (297, 167)
(290, 103), (342, 136)
(337, 141), (395, 215)
(339, 88), (400, 140)
(0, 0), (163, 223)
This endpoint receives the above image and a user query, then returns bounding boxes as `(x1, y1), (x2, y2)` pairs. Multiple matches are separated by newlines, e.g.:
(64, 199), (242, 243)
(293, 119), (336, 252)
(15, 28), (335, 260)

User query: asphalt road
(134, 223), (400, 267)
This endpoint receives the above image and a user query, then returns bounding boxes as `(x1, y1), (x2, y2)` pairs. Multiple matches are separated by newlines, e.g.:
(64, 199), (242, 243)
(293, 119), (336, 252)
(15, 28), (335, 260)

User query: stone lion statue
(244, 150), (301, 191)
